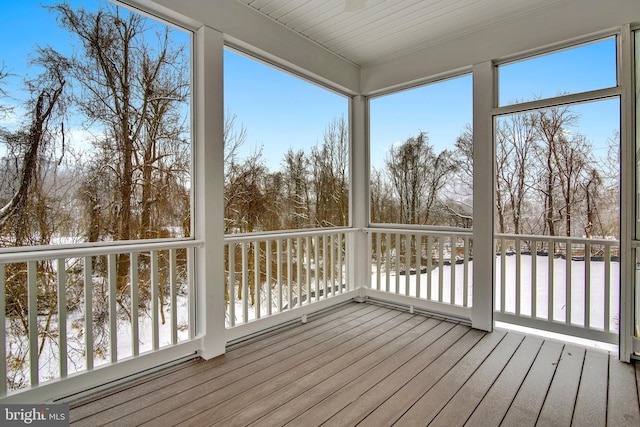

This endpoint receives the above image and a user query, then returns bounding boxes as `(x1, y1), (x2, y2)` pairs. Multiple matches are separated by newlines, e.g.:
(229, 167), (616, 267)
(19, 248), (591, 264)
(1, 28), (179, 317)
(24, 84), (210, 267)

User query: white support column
(618, 24), (634, 362)
(350, 95), (369, 297)
(472, 61), (495, 331)
(195, 25), (226, 359)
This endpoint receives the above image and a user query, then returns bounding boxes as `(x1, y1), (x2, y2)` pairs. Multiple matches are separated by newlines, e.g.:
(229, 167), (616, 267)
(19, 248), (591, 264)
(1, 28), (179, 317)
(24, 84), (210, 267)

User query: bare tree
(50, 2), (190, 286)
(310, 116), (349, 227)
(0, 48), (69, 241)
(282, 148), (310, 229)
(386, 132), (457, 225)
(496, 112), (536, 234)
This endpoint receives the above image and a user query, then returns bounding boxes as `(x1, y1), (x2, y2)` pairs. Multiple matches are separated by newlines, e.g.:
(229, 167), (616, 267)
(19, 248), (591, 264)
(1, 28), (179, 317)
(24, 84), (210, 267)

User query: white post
(195, 26), (226, 359)
(472, 61), (495, 331)
(350, 95), (369, 298)
(618, 24), (634, 362)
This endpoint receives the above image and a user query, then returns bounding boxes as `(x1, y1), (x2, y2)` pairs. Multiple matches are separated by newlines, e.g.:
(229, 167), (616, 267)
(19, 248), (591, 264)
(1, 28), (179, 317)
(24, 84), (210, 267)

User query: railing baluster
(170, 249), (178, 345)
(266, 241), (272, 315)
(427, 236), (432, 301)
(566, 243), (572, 324)
(463, 236), (469, 307)
(278, 239), (284, 308)
(450, 235), (456, 305)
(287, 238), (293, 306)
(605, 244), (611, 332)
(150, 250), (159, 351)
(254, 241), (261, 319)
(395, 233), (401, 294)
(416, 235), (422, 299)
(500, 237), (506, 313)
(384, 233), (390, 293)
(531, 240), (537, 318)
(585, 243), (591, 329)
(305, 236), (311, 303)
(241, 242), (249, 321)
(515, 237), (521, 317)
(108, 254), (118, 363)
(297, 237), (303, 303)
(327, 234), (335, 296)
(131, 253), (139, 355)
(548, 239), (554, 322)
(84, 256), (93, 370)
(375, 233), (381, 291)
(188, 246), (195, 340)
(338, 233), (343, 293)
(405, 233), (411, 297)
(313, 236), (320, 301)
(57, 258), (68, 379)
(438, 237), (444, 303)
(228, 243), (236, 327)
(28, 261), (38, 386)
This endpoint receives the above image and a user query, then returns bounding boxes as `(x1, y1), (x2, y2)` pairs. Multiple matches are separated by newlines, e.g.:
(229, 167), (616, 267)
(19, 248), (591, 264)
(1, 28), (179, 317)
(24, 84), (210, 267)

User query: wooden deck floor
(69, 302), (640, 426)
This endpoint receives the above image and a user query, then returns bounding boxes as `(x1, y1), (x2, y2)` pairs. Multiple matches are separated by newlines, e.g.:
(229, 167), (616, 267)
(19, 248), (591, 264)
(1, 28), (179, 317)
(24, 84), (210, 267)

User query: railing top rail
(224, 227), (356, 243)
(365, 226), (473, 237)
(0, 239), (203, 263)
(495, 233), (620, 246)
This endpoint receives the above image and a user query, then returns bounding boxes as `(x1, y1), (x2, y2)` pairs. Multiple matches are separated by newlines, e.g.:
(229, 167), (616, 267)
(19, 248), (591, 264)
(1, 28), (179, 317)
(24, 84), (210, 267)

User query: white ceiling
(234, 0), (570, 67)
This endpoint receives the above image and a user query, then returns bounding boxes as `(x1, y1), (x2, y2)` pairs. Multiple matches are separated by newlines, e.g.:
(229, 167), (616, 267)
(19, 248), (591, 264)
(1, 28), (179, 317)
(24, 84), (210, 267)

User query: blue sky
(0, 1), (620, 171)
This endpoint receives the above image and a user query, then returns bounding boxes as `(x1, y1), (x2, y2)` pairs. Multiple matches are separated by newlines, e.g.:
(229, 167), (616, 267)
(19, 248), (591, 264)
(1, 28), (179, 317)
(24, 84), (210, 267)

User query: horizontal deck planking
(69, 301), (640, 426)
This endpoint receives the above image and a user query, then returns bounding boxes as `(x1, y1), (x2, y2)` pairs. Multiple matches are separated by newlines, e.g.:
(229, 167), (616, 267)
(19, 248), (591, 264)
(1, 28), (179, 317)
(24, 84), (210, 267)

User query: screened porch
(1, 1), (640, 424)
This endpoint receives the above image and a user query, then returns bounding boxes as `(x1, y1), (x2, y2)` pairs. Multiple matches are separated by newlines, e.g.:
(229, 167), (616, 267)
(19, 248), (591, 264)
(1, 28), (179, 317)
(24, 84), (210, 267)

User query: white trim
(224, 45), (355, 99)
(0, 341), (200, 404)
(224, 227), (356, 243)
(351, 95), (369, 290)
(495, 313), (618, 345)
(364, 68), (473, 100)
(366, 226), (473, 237)
(472, 61), (495, 332)
(492, 31), (620, 67)
(131, 0), (360, 95)
(365, 290), (471, 323)
(361, 3), (640, 94)
(225, 291), (359, 342)
(619, 24), (635, 362)
(194, 26), (226, 360)
(0, 240), (203, 263)
(493, 87), (622, 117)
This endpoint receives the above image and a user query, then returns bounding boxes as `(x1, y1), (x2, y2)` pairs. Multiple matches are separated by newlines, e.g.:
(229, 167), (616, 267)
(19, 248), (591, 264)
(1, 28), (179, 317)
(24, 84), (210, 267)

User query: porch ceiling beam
(126, 0), (360, 95)
(361, 0), (640, 95)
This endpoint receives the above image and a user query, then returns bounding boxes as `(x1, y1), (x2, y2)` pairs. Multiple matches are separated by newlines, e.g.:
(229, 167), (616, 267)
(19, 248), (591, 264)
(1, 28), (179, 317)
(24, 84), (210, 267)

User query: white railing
(367, 227), (473, 319)
(0, 239), (199, 397)
(224, 229), (353, 327)
(495, 234), (620, 344)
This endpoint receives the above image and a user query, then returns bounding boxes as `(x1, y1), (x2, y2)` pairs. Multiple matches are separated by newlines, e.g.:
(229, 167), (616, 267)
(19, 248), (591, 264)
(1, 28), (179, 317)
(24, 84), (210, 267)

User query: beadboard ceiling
(234, 0), (569, 67)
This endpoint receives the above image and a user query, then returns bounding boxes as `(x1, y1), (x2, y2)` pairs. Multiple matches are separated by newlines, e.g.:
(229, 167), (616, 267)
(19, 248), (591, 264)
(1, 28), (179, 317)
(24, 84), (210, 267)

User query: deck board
(102, 306), (404, 426)
(607, 354), (640, 426)
(437, 334), (543, 426)
(500, 339), (564, 426)
(537, 345), (586, 426)
(357, 327), (487, 426)
(424, 331), (525, 427)
(393, 329), (509, 426)
(209, 319), (453, 424)
(67, 302), (640, 427)
(174, 310), (428, 427)
(572, 348), (609, 427)
(290, 321), (468, 426)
